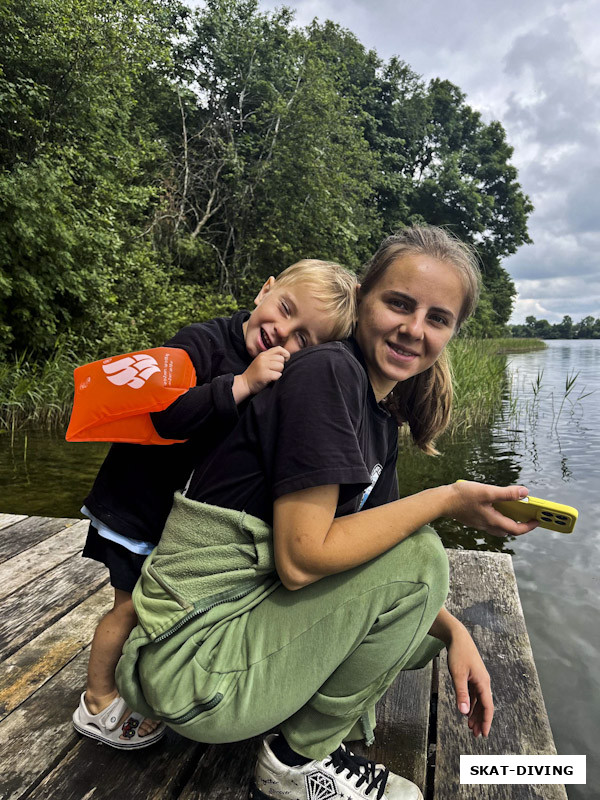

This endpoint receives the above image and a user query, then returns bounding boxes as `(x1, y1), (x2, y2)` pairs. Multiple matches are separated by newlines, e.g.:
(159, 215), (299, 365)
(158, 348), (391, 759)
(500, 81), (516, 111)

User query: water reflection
(396, 418), (523, 554)
(0, 430), (108, 517)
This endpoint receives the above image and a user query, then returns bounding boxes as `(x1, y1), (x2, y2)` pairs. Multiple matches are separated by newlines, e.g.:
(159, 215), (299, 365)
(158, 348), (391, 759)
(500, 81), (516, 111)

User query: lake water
(1, 339), (598, 798)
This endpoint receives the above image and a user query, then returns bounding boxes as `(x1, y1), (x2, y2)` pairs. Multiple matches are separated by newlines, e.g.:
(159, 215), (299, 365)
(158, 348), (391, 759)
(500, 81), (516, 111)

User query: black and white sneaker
(250, 734), (423, 800)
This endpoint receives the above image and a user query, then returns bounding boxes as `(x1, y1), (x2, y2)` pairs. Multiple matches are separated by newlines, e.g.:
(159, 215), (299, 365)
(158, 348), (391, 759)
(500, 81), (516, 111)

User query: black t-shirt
(186, 338), (399, 524)
(83, 311), (252, 543)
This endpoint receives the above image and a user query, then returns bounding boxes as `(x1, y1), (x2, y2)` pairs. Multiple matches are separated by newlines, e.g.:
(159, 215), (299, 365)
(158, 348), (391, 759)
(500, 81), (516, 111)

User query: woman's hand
(447, 480), (539, 538)
(446, 620), (494, 738)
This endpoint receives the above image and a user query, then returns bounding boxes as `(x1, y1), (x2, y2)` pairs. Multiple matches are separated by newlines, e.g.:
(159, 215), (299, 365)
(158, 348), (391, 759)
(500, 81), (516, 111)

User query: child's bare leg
(85, 588), (159, 736)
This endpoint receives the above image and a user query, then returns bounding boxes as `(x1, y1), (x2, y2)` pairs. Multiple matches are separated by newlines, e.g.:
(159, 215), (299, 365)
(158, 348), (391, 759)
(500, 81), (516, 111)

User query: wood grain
(433, 550), (568, 800)
(0, 645), (91, 800)
(0, 516), (75, 563)
(0, 518), (568, 800)
(352, 665), (433, 795)
(179, 737), (262, 800)
(0, 552), (107, 660)
(0, 519), (89, 601)
(0, 584), (113, 720)
(0, 514), (27, 531)
(26, 732), (205, 800)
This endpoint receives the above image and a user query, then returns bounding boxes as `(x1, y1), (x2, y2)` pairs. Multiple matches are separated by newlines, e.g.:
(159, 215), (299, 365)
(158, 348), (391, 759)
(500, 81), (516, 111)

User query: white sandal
(72, 692), (166, 749)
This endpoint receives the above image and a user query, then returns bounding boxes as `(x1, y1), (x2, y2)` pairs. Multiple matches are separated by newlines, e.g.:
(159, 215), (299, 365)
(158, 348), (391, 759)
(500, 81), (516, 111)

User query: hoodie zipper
(161, 693), (224, 724)
(153, 585), (258, 643)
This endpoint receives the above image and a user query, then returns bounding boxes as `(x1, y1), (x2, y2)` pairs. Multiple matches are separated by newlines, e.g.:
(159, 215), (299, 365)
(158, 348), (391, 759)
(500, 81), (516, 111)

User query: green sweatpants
(134, 525), (449, 760)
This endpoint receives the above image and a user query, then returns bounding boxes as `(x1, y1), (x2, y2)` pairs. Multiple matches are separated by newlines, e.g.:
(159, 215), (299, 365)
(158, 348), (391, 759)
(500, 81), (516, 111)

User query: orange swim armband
(66, 348), (197, 445)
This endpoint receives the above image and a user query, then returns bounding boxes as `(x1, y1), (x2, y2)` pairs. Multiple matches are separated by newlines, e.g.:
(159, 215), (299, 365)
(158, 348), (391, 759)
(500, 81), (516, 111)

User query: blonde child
(73, 260), (358, 748)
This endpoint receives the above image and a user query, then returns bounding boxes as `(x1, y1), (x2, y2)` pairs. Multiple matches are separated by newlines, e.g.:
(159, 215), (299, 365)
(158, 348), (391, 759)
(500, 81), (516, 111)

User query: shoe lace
(324, 745), (389, 799)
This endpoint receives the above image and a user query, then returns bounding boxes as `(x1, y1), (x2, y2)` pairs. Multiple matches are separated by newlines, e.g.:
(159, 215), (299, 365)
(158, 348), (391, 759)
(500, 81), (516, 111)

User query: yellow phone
(493, 495), (578, 533)
(456, 481), (578, 533)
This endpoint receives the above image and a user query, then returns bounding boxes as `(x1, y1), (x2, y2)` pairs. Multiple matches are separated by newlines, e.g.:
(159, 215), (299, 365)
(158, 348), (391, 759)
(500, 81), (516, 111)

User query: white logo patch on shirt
(358, 463), (382, 510)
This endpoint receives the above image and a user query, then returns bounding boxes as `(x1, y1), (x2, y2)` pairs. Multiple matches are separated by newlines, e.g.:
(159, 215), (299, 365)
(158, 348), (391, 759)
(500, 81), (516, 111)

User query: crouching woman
(116, 226), (537, 800)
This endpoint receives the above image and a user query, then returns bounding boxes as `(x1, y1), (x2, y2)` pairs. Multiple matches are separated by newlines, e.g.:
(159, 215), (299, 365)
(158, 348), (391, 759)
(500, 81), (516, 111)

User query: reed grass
(0, 345), (80, 434)
(447, 338), (547, 434)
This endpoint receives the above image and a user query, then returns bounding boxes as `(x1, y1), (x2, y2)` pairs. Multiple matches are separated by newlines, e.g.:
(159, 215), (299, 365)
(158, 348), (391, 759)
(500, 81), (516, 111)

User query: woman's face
(355, 252), (466, 401)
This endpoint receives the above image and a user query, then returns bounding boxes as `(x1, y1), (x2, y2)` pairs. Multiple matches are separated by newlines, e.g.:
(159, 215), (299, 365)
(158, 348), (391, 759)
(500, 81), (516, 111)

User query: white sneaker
(250, 734), (423, 800)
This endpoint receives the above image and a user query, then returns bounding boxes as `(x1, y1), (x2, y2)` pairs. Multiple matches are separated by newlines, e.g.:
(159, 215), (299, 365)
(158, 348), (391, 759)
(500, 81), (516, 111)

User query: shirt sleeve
(150, 324), (240, 439)
(260, 347), (373, 502)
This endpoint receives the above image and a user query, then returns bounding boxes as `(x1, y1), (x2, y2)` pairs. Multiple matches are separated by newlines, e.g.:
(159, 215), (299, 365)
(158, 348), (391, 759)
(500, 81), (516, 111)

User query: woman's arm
(429, 607), (494, 738)
(273, 480), (538, 590)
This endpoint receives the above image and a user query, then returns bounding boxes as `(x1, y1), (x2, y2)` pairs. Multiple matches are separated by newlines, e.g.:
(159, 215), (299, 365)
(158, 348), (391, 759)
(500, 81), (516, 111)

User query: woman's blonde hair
(359, 226), (481, 455)
(275, 259), (358, 341)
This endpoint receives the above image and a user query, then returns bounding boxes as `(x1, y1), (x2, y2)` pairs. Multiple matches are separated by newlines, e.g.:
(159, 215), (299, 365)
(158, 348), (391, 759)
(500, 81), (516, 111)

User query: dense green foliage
(1, 0), (532, 363)
(510, 315), (600, 339)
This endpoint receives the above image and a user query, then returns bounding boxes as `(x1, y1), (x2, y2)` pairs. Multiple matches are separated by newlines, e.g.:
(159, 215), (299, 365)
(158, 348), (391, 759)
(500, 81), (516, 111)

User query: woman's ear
(254, 276), (276, 306)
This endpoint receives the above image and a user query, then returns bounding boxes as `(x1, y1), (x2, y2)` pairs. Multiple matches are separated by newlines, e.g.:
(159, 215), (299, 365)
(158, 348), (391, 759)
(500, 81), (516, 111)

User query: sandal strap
(98, 695), (129, 731)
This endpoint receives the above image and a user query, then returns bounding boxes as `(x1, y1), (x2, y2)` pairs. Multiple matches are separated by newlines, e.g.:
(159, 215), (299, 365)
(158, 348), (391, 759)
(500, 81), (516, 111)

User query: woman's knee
(383, 526), (449, 606)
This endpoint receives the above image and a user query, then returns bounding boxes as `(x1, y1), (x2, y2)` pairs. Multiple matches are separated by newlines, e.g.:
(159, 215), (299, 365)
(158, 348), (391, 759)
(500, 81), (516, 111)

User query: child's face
(243, 278), (334, 358)
(355, 253), (465, 400)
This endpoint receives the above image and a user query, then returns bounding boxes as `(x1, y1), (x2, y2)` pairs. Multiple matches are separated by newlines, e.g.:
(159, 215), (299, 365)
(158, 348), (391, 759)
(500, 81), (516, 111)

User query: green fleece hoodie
(116, 493), (281, 722)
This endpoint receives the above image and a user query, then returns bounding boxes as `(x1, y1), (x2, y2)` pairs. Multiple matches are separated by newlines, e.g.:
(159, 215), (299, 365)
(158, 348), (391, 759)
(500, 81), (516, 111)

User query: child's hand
(446, 623), (494, 738)
(448, 481), (539, 538)
(232, 347), (290, 403)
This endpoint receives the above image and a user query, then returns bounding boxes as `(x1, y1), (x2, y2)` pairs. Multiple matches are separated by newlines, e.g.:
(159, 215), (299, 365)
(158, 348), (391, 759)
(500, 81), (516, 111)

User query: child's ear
(254, 276), (276, 306)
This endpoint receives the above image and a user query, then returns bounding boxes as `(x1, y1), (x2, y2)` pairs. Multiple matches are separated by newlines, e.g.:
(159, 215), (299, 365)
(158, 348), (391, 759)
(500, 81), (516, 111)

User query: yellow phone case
(492, 496), (578, 533)
(455, 481), (578, 533)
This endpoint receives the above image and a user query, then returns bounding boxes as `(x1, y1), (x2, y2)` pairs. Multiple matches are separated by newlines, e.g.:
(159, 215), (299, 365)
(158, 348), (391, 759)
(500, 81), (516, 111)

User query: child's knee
(112, 590), (138, 623)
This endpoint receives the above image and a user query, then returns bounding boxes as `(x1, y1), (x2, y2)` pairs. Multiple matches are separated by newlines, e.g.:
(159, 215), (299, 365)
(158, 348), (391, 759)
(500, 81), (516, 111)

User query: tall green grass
(0, 338), (546, 435)
(449, 339), (510, 434)
(0, 346), (80, 434)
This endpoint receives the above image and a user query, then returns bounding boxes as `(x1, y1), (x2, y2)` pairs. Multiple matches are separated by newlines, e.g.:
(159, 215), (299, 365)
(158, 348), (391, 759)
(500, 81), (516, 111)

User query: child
(72, 259), (358, 749)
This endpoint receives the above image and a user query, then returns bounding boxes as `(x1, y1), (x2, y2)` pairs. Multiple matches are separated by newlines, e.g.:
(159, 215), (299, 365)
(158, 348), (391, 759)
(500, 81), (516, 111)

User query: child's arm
(150, 322), (291, 440)
(429, 607), (494, 737)
(232, 347), (290, 404)
(149, 324), (244, 441)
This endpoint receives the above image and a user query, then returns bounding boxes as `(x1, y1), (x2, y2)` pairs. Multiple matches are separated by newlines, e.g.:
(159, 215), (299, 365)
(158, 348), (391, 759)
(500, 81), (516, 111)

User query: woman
(116, 226), (537, 800)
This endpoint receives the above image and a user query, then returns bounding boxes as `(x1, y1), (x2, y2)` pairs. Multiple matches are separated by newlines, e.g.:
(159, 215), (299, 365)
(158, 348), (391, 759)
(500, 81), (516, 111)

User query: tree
(555, 315), (573, 339)
(157, 0), (379, 298)
(0, 0), (191, 355)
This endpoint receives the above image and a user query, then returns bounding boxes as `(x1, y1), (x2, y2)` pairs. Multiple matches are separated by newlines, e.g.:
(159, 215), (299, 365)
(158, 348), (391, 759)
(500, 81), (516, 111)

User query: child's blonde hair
(274, 259), (358, 341)
(360, 226), (482, 455)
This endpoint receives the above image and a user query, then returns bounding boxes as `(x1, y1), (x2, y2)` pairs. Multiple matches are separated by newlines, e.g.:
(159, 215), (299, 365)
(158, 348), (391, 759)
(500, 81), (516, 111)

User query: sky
(253, 0), (600, 324)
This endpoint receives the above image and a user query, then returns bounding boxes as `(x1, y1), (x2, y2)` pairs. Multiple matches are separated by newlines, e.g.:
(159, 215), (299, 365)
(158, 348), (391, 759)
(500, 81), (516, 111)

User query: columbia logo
(102, 354), (161, 389)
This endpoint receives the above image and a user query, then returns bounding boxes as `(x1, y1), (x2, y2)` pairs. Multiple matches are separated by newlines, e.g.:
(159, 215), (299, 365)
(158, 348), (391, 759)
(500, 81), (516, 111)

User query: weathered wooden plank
(0, 513), (27, 531)
(0, 584), (113, 720)
(0, 519), (89, 601)
(26, 733), (206, 800)
(179, 737), (262, 800)
(0, 552), (107, 660)
(434, 550), (568, 800)
(0, 644), (91, 800)
(352, 666), (433, 795)
(0, 516), (76, 563)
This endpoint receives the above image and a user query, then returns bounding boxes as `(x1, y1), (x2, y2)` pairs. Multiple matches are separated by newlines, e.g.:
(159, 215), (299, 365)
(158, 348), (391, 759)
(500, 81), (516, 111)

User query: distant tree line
(509, 316), (600, 339)
(0, 0), (532, 360)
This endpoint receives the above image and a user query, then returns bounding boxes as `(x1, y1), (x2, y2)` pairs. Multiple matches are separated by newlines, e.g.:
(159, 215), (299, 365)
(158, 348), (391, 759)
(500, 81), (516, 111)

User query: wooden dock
(0, 513), (567, 800)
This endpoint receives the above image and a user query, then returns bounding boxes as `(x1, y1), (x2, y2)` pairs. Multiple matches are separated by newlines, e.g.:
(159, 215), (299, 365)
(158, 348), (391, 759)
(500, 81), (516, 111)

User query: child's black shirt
(83, 311), (252, 544)
(186, 338), (400, 524)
